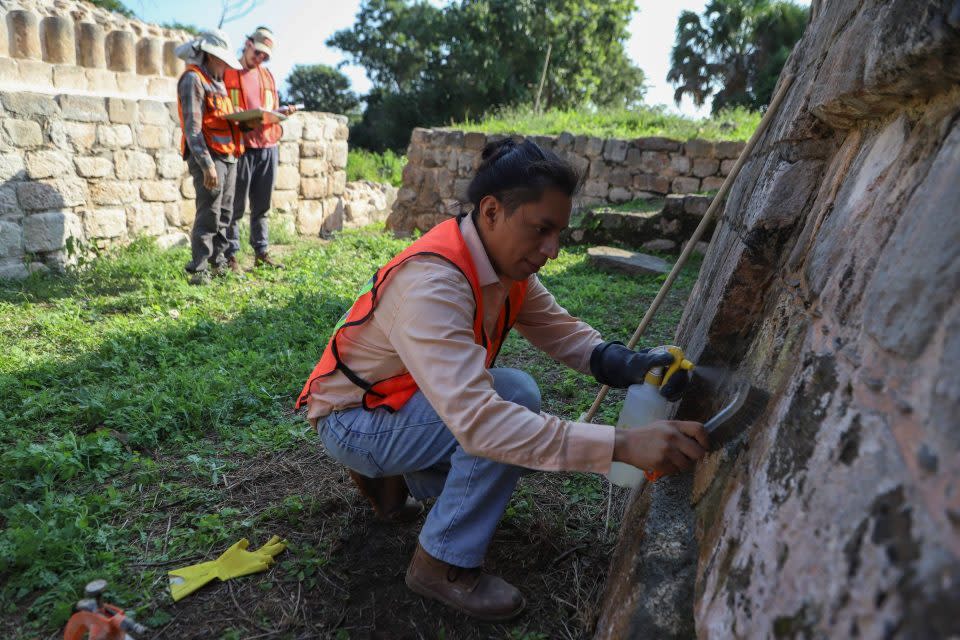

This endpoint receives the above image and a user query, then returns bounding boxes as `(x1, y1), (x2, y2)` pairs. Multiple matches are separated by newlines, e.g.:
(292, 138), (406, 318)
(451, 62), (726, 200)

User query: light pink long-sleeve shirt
(304, 214), (616, 474)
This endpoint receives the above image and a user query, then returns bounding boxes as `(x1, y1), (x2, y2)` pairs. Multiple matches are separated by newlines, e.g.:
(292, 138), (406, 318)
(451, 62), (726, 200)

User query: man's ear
(478, 195), (501, 229)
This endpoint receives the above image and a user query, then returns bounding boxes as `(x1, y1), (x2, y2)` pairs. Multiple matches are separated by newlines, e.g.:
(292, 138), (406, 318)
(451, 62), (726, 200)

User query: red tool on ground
(63, 579), (148, 640)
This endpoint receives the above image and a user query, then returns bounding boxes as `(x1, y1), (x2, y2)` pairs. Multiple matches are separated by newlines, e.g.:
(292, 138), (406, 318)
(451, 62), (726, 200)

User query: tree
(329, 0), (644, 150)
(285, 64), (361, 116)
(86, 0), (135, 18)
(668, 0), (807, 113)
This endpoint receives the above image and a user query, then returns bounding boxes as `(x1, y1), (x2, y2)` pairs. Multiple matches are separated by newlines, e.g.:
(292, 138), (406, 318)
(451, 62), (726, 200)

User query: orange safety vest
(223, 65), (283, 146)
(177, 64), (244, 159)
(296, 217), (529, 413)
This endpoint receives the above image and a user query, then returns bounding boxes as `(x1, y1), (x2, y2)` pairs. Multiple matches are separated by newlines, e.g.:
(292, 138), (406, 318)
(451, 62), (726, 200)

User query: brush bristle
(706, 386), (770, 450)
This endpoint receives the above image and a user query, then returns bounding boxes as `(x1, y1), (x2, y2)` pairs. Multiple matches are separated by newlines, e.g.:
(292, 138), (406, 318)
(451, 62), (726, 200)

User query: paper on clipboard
(224, 108), (287, 124)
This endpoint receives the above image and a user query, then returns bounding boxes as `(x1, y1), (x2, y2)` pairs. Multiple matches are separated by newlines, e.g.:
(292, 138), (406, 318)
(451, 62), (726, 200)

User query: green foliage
(668, 0), (808, 112)
(161, 21), (201, 36)
(331, 0), (644, 150)
(285, 64), (361, 116)
(86, 0), (135, 18)
(346, 149), (406, 186)
(453, 104), (761, 141)
(0, 226), (701, 636)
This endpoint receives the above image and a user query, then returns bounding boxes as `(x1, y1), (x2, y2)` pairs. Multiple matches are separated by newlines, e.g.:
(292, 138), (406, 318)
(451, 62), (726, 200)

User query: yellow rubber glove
(168, 536), (287, 602)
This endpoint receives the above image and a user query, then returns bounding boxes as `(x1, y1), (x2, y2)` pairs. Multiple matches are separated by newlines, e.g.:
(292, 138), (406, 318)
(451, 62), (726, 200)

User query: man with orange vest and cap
(176, 30), (245, 285)
(297, 139), (708, 621)
(222, 27), (296, 271)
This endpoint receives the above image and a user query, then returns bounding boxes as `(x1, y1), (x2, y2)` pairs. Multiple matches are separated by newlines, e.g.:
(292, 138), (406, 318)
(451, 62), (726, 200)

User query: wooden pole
(582, 73), (795, 424)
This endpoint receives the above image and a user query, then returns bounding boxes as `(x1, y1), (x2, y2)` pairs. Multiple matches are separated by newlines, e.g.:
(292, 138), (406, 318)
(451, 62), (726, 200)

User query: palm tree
(668, 0), (808, 113)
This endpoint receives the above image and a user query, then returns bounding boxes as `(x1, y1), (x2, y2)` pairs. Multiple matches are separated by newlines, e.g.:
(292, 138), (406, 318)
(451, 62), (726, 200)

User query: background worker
(176, 30), (245, 286)
(223, 26), (296, 271)
(296, 140), (708, 621)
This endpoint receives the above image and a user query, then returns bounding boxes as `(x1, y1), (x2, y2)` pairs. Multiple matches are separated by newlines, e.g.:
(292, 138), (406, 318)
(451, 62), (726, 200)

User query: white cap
(178, 29), (242, 70)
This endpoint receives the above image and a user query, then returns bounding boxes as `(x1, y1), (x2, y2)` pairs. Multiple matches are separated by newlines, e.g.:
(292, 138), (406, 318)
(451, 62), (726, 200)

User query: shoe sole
(404, 573), (526, 622)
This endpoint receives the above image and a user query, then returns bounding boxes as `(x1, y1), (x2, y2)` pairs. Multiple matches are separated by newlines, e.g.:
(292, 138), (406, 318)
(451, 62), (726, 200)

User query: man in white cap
(222, 26), (296, 271)
(176, 30), (245, 285)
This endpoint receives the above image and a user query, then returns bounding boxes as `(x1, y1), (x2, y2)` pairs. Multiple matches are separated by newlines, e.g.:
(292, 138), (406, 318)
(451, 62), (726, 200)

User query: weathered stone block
(671, 176), (700, 193)
(26, 150), (73, 179)
(0, 185), (22, 219)
(639, 151), (670, 175)
(114, 150), (156, 180)
(83, 208), (126, 238)
(77, 22), (106, 68)
(96, 124), (133, 148)
(603, 139), (629, 163)
(584, 137), (605, 158)
(633, 174), (671, 194)
(62, 122), (98, 150)
(608, 168), (632, 188)
(138, 100), (171, 125)
(162, 202), (182, 227)
(279, 142), (300, 164)
(136, 38), (163, 75)
(0, 153), (26, 181)
(8, 10), (42, 59)
(23, 211), (83, 252)
(272, 190), (298, 212)
(156, 152), (183, 179)
(40, 16), (76, 65)
(301, 177), (329, 199)
(302, 118), (323, 141)
(138, 125), (169, 149)
(126, 202), (165, 235)
(584, 179), (609, 198)
(162, 41), (183, 77)
(684, 139), (715, 158)
(275, 165), (299, 191)
(296, 199), (324, 236)
(0, 220), (23, 258)
(15, 59), (53, 87)
(85, 68), (118, 93)
(330, 140), (348, 168)
(58, 95), (108, 123)
(178, 199), (196, 227)
(637, 137), (681, 152)
(1, 92), (60, 118)
(90, 180), (138, 206)
(180, 176), (195, 199)
(670, 154), (692, 174)
(49, 57), (84, 85)
(588, 246), (670, 275)
(328, 171), (345, 196)
(299, 141), (325, 159)
(281, 116), (303, 141)
(335, 122), (349, 141)
(715, 141), (744, 159)
(701, 176), (725, 191)
(147, 77), (176, 96)
(140, 181), (180, 202)
(684, 194), (712, 216)
(156, 231), (188, 250)
(692, 158), (720, 178)
(642, 238), (677, 252)
(107, 98), (138, 124)
(74, 156), (113, 178)
(299, 158), (324, 177)
(106, 30), (136, 73)
(116, 73), (147, 94)
(609, 187), (632, 203)
(4, 119), (43, 147)
(463, 131), (486, 150)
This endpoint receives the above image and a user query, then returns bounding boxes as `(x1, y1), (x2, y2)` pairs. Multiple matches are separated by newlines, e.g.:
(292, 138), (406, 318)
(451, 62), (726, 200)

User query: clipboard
(224, 108), (288, 124)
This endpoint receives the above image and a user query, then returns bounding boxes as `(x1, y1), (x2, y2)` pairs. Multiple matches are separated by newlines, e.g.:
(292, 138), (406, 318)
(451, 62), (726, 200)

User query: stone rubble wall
(0, 1), (352, 278)
(596, 0), (960, 638)
(386, 127), (745, 236)
(0, 88), (348, 278)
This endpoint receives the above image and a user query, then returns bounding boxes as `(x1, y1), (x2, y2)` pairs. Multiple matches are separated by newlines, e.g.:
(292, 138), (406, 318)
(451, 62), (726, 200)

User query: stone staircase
(564, 193), (715, 252)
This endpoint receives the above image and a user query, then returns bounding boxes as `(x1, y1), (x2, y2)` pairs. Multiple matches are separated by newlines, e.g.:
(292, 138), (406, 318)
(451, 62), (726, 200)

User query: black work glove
(659, 368), (689, 402)
(590, 341), (674, 389)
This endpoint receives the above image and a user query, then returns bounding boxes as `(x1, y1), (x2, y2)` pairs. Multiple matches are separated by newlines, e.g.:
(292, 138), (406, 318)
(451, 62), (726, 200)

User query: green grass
(0, 227), (701, 636)
(346, 148), (406, 187)
(452, 104), (761, 142)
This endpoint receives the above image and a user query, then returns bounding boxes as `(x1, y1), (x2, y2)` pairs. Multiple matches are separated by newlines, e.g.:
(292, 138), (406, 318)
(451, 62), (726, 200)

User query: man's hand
(278, 104), (298, 115)
(203, 164), (219, 191)
(613, 420), (708, 475)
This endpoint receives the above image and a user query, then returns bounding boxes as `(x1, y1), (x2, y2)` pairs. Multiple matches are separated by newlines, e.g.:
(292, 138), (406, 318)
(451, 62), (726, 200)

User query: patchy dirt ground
(133, 446), (627, 639)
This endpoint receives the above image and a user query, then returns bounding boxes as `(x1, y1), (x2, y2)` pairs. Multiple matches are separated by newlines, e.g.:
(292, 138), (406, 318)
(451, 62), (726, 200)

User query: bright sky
(130, 1), (803, 119)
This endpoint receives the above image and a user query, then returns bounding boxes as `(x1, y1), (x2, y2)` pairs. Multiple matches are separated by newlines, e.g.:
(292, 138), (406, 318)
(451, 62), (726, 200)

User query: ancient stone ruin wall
(386, 127), (745, 236)
(596, 0), (960, 638)
(0, 1), (351, 278)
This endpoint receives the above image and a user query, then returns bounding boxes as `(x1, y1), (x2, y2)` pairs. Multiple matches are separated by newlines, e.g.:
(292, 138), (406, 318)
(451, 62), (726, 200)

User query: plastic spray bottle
(607, 345), (695, 489)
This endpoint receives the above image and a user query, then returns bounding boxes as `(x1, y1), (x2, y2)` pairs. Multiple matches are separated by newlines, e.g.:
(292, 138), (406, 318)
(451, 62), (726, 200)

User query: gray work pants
(226, 146), (278, 259)
(186, 154), (237, 273)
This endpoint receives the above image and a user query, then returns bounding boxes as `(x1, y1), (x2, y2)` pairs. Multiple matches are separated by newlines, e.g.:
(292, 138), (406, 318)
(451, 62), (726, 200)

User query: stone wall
(0, 0), (192, 98)
(0, 1), (351, 278)
(0, 90), (348, 278)
(386, 127), (744, 236)
(596, 0), (960, 638)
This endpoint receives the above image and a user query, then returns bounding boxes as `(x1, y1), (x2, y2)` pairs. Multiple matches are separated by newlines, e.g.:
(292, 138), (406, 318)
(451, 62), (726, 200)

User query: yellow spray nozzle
(642, 345), (696, 388)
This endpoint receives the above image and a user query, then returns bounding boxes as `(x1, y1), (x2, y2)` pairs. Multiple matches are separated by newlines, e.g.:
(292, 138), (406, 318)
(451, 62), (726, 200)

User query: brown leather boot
(348, 470), (423, 523)
(226, 256), (242, 274)
(405, 544), (525, 622)
(254, 252), (284, 269)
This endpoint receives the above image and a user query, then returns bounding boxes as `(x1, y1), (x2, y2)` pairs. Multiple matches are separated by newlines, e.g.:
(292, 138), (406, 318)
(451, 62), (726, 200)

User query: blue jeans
(316, 368), (541, 568)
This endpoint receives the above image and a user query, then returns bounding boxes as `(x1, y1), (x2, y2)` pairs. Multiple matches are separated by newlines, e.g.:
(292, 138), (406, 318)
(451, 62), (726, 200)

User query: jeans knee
(491, 368), (541, 413)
